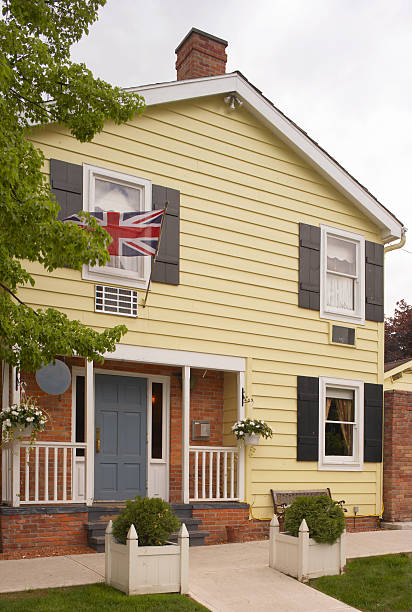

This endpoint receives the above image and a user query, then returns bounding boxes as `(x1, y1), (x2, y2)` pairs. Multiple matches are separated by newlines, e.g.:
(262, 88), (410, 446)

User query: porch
(1, 346), (246, 509)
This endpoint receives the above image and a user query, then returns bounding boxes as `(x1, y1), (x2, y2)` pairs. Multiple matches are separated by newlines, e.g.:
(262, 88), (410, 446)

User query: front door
(94, 374), (147, 501)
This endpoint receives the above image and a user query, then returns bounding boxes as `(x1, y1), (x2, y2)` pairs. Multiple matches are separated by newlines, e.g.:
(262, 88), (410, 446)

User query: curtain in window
(335, 398), (353, 454)
(326, 275), (354, 310)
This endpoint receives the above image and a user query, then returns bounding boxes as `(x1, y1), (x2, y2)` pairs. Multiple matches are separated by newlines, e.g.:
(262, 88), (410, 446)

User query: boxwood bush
(284, 495), (345, 544)
(112, 496), (180, 546)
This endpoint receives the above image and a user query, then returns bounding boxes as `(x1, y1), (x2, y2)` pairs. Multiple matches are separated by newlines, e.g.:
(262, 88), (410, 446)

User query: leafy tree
(0, 0), (145, 371)
(385, 300), (412, 363)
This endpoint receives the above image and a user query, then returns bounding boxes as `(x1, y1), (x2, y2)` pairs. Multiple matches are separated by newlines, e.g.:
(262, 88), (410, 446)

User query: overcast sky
(71, 0), (412, 316)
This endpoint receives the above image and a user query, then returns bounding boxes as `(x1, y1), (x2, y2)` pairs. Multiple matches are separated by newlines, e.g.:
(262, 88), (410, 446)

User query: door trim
(71, 367), (170, 502)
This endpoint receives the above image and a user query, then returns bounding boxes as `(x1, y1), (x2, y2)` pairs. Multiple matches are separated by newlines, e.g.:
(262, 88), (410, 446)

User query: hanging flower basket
(0, 395), (48, 447)
(232, 418), (273, 444)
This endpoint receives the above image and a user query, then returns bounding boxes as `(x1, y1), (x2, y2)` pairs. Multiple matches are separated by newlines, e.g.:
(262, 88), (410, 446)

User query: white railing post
(11, 442), (20, 507)
(85, 359), (94, 506)
(237, 371), (245, 501)
(182, 366), (190, 504)
(179, 523), (189, 594)
(269, 514), (279, 569)
(298, 519), (309, 582)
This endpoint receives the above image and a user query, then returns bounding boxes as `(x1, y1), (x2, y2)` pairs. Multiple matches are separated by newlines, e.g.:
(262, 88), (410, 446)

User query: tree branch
(0, 282), (39, 315)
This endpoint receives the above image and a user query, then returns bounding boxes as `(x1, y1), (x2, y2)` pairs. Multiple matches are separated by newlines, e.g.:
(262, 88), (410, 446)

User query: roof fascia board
(384, 359), (412, 378)
(133, 74), (402, 241)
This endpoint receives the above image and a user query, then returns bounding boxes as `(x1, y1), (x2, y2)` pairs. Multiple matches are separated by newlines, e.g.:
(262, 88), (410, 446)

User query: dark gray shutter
(50, 159), (83, 220)
(297, 376), (319, 461)
(151, 184), (180, 285)
(364, 383), (383, 462)
(299, 223), (320, 310)
(365, 241), (384, 322)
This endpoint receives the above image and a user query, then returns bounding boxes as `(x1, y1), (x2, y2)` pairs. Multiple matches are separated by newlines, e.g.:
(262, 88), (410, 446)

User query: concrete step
(381, 521), (412, 530)
(171, 503), (194, 520)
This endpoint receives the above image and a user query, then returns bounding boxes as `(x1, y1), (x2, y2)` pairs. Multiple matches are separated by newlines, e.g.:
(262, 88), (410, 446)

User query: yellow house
(0, 28), (406, 551)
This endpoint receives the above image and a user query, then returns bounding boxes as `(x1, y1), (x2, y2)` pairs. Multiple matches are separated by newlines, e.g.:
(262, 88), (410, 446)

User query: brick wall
(383, 390), (412, 522)
(175, 29), (227, 81)
(345, 516), (380, 532)
(192, 503), (270, 544)
(0, 507), (88, 552)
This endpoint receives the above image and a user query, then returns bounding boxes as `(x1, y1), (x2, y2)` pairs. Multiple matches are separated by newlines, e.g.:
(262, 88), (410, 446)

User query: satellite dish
(35, 360), (71, 395)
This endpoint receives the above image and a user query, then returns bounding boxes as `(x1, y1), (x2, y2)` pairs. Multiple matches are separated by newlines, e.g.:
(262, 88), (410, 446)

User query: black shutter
(364, 383), (383, 462)
(50, 159), (83, 220)
(299, 223), (320, 310)
(151, 184), (180, 285)
(297, 376), (319, 461)
(365, 241), (384, 322)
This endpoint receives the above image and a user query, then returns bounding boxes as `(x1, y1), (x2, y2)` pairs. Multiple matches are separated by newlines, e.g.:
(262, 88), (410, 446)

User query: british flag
(63, 209), (165, 257)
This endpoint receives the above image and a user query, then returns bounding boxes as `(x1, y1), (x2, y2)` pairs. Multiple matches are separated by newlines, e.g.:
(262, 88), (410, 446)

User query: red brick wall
(176, 30), (227, 80)
(345, 516), (380, 532)
(383, 390), (412, 522)
(192, 505), (270, 545)
(0, 510), (88, 552)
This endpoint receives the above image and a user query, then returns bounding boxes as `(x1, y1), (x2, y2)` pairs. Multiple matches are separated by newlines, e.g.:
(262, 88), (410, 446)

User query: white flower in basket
(232, 418), (273, 445)
(0, 395), (48, 447)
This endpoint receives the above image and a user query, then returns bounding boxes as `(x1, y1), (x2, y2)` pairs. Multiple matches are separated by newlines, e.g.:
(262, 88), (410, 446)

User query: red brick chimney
(175, 28), (228, 81)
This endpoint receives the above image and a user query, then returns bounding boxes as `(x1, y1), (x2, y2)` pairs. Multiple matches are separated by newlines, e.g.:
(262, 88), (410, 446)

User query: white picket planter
(105, 520), (189, 595)
(269, 515), (346, 582)
(243, 433), (260, 445)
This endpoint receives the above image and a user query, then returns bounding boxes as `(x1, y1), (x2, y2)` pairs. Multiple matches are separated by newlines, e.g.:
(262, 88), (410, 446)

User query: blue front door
(94, 374), (147, 501)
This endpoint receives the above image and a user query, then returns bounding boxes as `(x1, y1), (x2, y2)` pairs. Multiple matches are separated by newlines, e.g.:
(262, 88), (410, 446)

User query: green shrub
(284, 495), (345, 544)
(112, 496), (180, 546)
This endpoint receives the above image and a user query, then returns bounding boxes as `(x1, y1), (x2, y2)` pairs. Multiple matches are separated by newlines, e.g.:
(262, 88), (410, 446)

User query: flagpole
(142, 201), (168, 309)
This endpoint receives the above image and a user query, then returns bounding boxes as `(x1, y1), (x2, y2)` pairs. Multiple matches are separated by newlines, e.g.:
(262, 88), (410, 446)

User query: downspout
(384, 227), (407, 254)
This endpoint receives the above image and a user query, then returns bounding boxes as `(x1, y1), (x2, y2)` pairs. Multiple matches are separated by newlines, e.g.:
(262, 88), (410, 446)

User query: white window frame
(82, 164), (152, 289)
(318, 376), (364, 471)
(320, 225), (365, 325)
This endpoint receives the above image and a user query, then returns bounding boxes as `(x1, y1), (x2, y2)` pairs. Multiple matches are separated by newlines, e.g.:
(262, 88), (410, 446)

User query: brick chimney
(175, 28), (228, 81)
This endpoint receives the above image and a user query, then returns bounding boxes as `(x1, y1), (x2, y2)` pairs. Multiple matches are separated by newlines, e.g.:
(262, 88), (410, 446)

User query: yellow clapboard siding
(28, 93), (385, 517)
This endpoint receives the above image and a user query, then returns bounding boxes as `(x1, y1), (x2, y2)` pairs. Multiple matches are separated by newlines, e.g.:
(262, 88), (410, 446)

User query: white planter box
(243, 433), (260, 445)
(105, 520), (189, 595)
(269, 516), (346, 582)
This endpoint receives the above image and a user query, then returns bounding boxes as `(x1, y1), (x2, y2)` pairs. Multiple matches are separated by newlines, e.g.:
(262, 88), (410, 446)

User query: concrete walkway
(0, 530), (411, 611)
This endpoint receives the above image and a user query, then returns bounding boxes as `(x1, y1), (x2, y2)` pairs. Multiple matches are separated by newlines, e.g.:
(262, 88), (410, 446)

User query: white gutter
(384, 227), (407, 254)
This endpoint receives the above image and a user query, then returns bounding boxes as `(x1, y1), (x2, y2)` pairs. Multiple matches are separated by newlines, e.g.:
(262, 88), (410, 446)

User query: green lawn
(0, 583), (209, 611)
(310, 553), (412, 612)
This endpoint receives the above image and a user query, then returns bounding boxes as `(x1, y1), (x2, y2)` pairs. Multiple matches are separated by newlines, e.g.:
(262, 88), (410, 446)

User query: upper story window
(319, 377), (364, 471)
(320, 226), (365, 325)
(82, 164), (152, 289)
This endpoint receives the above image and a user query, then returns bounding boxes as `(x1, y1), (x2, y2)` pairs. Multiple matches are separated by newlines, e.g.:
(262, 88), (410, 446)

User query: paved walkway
(0, 530), (411, 611)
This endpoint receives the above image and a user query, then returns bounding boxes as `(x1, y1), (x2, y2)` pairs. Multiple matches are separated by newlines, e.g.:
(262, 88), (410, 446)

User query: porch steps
(85, 502), (208, 552)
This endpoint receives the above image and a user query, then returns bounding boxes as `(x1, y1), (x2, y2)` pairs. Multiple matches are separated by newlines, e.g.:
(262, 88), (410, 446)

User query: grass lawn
(0, 583), (210, 611)
(310, 553), (412, 612)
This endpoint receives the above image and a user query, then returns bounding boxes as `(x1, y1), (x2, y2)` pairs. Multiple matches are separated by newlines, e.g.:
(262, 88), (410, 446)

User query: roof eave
(130, 72), (403, 241)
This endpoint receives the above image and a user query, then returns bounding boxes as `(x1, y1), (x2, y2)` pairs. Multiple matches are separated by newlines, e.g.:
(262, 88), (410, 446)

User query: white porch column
(182, 366), (190, 504)
(85, 359), (94, 506)
(237, 371), (245, 501)
(11, 365), (20, 404)
(1, 363), (10, 503)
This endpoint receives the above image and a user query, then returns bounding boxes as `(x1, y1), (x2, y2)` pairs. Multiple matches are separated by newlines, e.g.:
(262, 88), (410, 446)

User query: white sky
(71, 0), (412, 317)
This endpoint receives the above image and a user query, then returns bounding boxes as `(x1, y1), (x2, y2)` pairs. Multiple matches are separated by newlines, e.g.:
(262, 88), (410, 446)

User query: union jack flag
(63, 209), (165, 257)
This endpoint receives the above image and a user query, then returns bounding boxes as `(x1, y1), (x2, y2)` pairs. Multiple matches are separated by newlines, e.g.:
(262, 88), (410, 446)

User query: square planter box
(105, 520), (189, 595)
(269, 516), (346, 581)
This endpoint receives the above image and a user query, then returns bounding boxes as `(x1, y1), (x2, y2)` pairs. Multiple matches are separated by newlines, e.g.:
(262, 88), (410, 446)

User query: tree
(0, 0), (145, 371)
(385, 300), (412, 363)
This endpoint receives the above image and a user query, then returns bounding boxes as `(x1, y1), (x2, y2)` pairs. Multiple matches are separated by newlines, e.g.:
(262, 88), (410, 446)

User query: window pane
(326, 274), (354, 310)
(327, 236), (356, 275)
(326, 395), (355, 422)
(325, 422), (353, 456)
(151, 383), (163, 459)
(94, 178), (142, 275)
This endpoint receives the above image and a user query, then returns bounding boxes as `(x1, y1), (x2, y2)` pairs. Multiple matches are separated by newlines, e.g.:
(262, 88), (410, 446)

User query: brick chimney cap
(175, 28), (228, 54)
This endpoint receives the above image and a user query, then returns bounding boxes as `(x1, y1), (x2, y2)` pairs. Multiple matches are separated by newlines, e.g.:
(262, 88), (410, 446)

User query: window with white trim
(82, 164), (152, 289)
(320, 226), (365, 325)
(319, 377), (364, 471)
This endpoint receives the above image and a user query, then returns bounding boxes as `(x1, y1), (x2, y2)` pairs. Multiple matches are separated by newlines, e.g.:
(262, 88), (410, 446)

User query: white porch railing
(1, 441), (87, 507)
(189, 446), (239, 502)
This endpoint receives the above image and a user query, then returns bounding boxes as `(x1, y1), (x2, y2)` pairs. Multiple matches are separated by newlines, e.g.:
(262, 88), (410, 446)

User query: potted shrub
(105, 496), (189, 595)
(269, 495), (346, 581)
(0, 395), (48, 447)
(232, 418), (273, 445)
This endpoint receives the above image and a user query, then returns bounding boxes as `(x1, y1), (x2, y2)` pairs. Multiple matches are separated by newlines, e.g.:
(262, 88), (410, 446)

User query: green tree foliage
(112, 496), (180, 546)
(385, 299), (412, 363)
(284, 495), (346, 544)
(0, 0), (145, 371)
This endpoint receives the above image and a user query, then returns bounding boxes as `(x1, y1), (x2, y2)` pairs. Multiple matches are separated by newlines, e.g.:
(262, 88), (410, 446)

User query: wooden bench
(270, 488), (346, 519)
